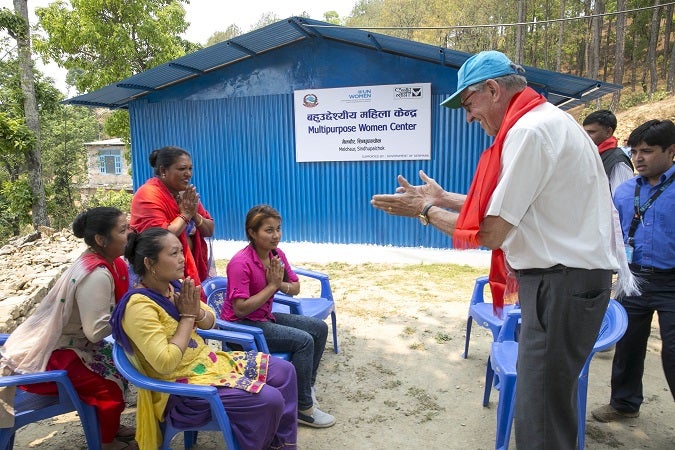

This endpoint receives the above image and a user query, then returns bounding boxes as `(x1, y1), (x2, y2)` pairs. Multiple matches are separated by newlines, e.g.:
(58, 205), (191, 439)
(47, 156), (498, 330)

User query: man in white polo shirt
(372, 50), (618, 449)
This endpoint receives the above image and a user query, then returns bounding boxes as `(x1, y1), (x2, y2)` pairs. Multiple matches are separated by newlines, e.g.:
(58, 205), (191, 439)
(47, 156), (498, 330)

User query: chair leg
(483, 355), (494, 407)
(577, 364), (591, 450)
(495, 375), (516, 450)
(331, 311), (339, 354)
(463, 316), (473, 359)
(184, 430), (197, 449)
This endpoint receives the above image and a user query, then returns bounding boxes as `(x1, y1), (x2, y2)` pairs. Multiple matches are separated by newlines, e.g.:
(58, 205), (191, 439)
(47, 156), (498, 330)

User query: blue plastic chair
(202, 276), (291, 360)
(577, 299), (628, 450)
(112, 328), (258, 450)
(0, 334), (102, 450)
(271, 267), (339, 354)
(487, 299), (628, 450)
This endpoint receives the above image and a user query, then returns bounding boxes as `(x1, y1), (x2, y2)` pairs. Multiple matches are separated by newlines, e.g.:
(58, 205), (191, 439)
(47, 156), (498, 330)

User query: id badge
(624, 244), (634, 264)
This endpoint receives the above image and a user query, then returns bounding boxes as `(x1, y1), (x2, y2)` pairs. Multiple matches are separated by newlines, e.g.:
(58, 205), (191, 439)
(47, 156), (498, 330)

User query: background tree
(34, 0), (196, 146)
(40, 104), (99, 229)
(2, 1), (49, 228)
(206, 24), (242, 46)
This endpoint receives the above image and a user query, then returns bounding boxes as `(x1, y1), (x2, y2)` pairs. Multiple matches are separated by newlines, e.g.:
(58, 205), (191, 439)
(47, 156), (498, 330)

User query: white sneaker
(298, 406), (336, 428)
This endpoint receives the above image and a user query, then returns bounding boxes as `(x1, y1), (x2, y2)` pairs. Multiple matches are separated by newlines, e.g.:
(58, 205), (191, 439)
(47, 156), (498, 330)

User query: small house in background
(81, 138), (132, 196)
(66, 17), (621, 249)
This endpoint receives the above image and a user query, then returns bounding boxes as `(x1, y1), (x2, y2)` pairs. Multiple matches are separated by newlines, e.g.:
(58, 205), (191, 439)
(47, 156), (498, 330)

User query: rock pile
(0, 227), (85, 333)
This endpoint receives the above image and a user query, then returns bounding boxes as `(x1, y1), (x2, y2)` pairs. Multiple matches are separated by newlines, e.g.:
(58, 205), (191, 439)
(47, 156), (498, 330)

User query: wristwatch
(418, 204), (433, 226)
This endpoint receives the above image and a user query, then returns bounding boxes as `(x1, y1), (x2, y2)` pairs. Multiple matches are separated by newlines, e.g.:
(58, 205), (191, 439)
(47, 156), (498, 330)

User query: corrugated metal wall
(128, 38), (493, 249)
(130, 92), (491, 248)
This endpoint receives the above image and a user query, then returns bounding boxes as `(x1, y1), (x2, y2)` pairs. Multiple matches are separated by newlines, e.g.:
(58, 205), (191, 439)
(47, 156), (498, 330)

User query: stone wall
(0, 228), (85, 333)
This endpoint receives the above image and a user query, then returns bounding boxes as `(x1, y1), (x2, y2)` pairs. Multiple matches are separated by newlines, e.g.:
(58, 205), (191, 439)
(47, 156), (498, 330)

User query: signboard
(294, 83), (431, 162)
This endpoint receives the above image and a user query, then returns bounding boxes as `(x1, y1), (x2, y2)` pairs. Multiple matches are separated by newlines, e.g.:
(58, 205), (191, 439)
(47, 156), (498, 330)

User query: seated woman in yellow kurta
(110, 227), (297, 450)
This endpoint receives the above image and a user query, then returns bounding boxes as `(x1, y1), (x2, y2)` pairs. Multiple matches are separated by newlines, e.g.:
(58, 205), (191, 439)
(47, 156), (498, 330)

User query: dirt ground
(10, 260), (675, 450)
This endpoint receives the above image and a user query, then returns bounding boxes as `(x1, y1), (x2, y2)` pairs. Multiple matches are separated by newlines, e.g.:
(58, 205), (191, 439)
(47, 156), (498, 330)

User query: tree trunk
(13, 0), (49, 228)
(610, 0), (627, 110)
(588, 0), (603, 80)
(668, 35), (675, 92)
(556, 0), (565, 71)
(514, 0), (526, 64)
(663, 4), (673, 78)
(648, 0), (661, 93)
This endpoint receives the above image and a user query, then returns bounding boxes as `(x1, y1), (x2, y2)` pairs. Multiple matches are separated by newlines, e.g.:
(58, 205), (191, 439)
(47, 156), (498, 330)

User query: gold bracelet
(195, 215), (204, 227)
(179, 313), (197, 320)
(283, 282), (289, 294)
(196, 309), (207, 322)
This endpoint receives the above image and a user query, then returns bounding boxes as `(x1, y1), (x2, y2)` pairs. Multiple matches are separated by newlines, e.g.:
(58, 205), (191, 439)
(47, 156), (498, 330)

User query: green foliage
(80, 189), (132, 213)
(618, 89), (672, 109)
(0, 177), (32, 237)
(206, 25), (242, 46)
(0, 6), (28, 40)
(103, 110), (130, 147)
(34, 0), (192, 93)
(41, 104), (100, 229)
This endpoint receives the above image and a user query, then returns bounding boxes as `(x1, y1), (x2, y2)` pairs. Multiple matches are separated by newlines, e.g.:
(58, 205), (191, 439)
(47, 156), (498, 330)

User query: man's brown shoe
(592, 404), (639, 422)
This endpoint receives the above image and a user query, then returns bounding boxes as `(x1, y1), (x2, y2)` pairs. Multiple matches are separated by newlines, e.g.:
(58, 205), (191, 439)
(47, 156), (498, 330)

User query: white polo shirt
(486, 102), (619, 271)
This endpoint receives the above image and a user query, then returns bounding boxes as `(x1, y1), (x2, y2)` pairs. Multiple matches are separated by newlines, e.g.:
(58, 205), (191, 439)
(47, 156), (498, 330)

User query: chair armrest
(273, 293), (304, 314)
(112, 344), (218, 399)
(213, 319), (270, 354)
(0, 369), (71, 388)
(470, 276), (490, 305)
(292, 267), (333, 301)
(196, 328), (258, 352)
(496, 308), (522, 342)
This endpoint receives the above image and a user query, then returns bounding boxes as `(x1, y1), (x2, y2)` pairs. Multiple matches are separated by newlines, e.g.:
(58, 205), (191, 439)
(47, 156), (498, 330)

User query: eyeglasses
(460, 90), (478, 112)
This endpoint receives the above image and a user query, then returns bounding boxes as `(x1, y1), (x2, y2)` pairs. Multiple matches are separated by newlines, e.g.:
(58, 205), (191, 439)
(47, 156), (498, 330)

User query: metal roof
(65, 16), (621, 110)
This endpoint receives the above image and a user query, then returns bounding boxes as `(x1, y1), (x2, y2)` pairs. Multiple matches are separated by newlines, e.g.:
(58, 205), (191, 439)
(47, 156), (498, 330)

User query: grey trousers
(514, 266), (612, 450)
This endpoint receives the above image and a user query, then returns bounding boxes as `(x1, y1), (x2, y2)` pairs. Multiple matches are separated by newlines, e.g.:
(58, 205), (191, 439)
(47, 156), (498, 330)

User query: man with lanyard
(583, 109), (635, 195)
(371, 50), (618, 449)
(593, 119), (675, 422)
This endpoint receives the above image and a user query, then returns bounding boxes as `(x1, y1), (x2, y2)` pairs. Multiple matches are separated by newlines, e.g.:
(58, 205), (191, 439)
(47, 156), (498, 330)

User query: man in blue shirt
(593, 119), (675, 422)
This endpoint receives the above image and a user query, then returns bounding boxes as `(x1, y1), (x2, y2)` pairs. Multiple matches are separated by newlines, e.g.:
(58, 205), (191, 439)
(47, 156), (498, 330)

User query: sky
(1, 0), (356, 93)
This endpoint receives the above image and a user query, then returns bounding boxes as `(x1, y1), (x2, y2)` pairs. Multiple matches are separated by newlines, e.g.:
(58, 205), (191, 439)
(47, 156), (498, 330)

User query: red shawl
(81, 251), (129, 302)
(130, 177), (212, 290)
(454, 87), (546, 315)
(597, 136), (619, 153)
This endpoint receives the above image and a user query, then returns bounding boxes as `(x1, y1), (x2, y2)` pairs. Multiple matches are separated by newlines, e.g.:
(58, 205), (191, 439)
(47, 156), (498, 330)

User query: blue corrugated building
(67, 17), (621, 248)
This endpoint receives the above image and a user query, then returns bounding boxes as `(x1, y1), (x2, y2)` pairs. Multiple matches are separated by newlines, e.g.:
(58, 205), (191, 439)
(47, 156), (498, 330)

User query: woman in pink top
(224, 205), (336, 428)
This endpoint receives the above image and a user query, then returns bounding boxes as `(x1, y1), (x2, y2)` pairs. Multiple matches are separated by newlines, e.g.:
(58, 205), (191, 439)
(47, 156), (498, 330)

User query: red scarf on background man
(597, 136), (619, 153)
(454, 87), (546, 316)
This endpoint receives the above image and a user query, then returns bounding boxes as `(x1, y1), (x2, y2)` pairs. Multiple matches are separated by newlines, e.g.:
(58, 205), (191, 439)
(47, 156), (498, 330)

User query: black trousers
(610, 271), (675, 412)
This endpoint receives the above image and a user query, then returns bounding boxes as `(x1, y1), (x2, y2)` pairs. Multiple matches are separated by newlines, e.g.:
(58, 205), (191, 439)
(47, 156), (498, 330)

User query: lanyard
(627, 173), (674, 244)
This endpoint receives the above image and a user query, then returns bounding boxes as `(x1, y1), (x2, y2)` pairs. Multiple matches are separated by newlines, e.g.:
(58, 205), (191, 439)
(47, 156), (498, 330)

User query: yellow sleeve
(121, 294), (184, 376)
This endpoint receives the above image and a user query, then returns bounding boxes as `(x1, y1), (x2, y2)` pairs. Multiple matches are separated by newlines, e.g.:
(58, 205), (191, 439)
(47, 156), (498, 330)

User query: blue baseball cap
(441, 51), (520, 109)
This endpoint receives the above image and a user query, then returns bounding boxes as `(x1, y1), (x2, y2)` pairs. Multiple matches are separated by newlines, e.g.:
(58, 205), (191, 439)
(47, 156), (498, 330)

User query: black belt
(517, 264), (569, 276)
(629, 264), (675, 274)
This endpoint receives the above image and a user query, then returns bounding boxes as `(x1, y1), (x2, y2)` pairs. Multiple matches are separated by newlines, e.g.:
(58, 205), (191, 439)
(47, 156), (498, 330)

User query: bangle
(178, 214), (190, 224)
(282, 282), (289, 294)
(179, 313), (197, 320)
(196, 309), (207, 322)
(195, 215), (204, 227)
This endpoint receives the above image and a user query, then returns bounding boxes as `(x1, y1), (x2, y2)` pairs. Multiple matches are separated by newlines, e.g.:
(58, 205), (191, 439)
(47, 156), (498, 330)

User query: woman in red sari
(130, 146), (214, 290)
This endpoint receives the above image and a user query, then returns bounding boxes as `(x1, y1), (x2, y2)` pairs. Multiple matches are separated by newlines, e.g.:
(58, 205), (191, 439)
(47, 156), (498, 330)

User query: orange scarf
(131, 177), (211, 293)
(597, 136), (619, 154)
(454, 87), (546, 315)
